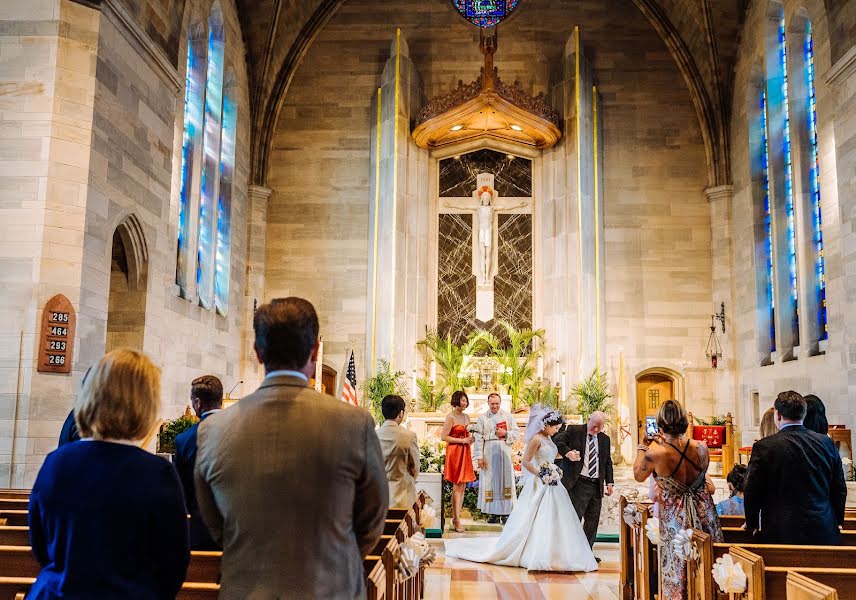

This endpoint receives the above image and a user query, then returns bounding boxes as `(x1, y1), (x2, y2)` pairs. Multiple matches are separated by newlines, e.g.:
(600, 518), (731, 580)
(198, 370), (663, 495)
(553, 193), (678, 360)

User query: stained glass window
(805, 21), (827, 340)
(451, 0), (520, 28)
(215, 77), (236, 316)
(197, 5), (225, 310)
(176, 29), (205, 296)
(779, 18), (799, 345)
(761, 90), (776, 353)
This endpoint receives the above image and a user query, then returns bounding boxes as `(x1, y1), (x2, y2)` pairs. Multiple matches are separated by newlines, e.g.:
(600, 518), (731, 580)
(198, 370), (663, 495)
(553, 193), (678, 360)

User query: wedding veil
(523, 404), (563, 445)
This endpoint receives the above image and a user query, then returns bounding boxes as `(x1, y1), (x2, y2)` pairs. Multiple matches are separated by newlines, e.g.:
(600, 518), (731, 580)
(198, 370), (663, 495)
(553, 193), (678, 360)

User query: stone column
(705, 185), (738, 419)
(240, 185), (272, 395)
(366, 31), (426, 376)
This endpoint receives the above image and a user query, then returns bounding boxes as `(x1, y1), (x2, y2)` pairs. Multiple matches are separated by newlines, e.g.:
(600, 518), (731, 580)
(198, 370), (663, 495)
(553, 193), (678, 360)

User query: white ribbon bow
(645, 517), (660, 546)
(712, 554), (748, 594)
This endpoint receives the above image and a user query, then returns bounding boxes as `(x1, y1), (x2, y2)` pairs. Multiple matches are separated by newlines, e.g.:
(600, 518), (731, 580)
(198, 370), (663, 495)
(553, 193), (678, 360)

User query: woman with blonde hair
(28, 348), (190, 599)
(759, 407), (777, 438)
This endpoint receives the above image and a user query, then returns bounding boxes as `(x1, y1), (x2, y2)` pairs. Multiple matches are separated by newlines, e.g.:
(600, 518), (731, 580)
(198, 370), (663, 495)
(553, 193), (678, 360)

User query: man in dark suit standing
(174, 375), (223, 550)
(553, 411), (614, 556)
(744, 390), (846, 545)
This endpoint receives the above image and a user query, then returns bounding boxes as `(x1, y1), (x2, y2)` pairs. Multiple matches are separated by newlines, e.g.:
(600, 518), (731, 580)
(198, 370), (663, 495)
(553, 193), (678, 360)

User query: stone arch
(105, 214), (150, 352)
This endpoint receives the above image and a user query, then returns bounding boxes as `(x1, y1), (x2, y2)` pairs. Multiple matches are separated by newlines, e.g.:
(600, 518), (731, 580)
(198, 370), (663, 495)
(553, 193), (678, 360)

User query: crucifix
(443, 172), (529, 321)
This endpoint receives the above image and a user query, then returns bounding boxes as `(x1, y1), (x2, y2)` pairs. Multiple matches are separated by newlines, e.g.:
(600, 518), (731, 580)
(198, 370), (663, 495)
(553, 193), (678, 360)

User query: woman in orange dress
(443, 390), (476, 533)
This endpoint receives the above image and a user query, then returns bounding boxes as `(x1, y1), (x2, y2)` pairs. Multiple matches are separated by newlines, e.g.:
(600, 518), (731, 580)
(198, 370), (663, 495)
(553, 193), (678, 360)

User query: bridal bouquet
(538, 462), (563, 486)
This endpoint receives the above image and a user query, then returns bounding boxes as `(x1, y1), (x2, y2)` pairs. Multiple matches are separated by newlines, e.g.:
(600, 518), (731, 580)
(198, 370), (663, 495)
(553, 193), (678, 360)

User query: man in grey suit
(195, 297), (388, 599)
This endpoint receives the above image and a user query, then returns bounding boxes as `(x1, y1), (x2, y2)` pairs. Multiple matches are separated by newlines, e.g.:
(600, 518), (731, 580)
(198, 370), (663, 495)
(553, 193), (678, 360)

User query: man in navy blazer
(744, 390), (846, 545)
(174, 375), (223, 550)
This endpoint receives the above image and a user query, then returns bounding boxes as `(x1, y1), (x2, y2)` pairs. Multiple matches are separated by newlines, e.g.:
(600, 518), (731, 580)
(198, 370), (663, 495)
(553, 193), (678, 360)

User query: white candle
(430, 360), (437, 385)
(411, 369), (417, 400)
(537, 355), (544, 380)
(561, 369), (567, 404)
(315, 339), (323, 392)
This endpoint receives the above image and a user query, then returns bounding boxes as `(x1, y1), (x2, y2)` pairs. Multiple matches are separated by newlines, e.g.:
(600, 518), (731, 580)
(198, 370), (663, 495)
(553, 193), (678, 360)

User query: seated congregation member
(803, 394), (829, 435)
(174, 375), (223, 550)
(633, 400), (722, 600)
(759, 407), (777, 439)
(716, 464), (747, 516)
(195, 297), (388, 600)
(29, 348), (190, 600)
(744, 390), (845, 545)
(376, 394), (420, 507)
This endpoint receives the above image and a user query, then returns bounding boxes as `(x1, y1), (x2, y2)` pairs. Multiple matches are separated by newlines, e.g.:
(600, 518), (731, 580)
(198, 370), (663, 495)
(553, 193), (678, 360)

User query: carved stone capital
(704, 185), (733, 203)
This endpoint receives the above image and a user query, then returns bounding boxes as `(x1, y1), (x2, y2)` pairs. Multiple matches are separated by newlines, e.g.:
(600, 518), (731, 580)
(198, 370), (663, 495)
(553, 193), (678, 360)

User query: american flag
(342, 350), (358, 406)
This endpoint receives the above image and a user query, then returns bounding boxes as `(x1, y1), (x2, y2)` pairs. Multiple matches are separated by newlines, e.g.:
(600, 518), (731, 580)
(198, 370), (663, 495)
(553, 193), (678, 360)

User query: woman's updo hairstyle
(656, 399), (689, 436)
(543, 410), (564, 427)
(726, 464), (748, 493)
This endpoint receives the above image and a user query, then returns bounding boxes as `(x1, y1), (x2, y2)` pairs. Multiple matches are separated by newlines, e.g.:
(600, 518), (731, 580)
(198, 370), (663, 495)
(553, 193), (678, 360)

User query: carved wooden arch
(113, 213), (149, 293)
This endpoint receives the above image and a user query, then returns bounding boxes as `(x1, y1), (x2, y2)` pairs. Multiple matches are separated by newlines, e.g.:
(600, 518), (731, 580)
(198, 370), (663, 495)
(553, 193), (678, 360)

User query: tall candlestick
(560, 369), (567, 406)
(429, 360), (437, 385)
(314, 339), (323, 392)
(536, 355), (544, 381)
(411, 369), (417, 400)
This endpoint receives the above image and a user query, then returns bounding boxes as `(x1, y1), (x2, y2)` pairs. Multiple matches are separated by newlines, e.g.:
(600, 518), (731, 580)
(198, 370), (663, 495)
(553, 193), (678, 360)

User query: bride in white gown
(444, 405), (598, 572)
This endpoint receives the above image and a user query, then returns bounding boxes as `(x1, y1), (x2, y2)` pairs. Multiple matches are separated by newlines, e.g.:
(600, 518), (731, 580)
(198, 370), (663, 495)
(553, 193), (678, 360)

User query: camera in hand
(645, 416), (658, 439)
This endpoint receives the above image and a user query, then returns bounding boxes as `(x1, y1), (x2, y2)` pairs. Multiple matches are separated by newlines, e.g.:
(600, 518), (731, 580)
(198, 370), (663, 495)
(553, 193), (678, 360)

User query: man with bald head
(553, 411), (614, 557)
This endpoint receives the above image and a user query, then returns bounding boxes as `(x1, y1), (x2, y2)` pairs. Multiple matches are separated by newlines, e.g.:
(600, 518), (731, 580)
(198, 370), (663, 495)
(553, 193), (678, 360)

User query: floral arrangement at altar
(419, 437), (446, 473)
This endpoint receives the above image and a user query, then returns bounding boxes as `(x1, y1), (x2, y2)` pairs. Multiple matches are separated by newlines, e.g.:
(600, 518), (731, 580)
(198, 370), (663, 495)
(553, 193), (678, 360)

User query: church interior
(3, 0), (856, 597)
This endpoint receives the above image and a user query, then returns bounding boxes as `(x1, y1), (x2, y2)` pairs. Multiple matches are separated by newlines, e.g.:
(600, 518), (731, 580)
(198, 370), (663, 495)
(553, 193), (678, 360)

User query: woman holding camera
(633, 400), (722, 600)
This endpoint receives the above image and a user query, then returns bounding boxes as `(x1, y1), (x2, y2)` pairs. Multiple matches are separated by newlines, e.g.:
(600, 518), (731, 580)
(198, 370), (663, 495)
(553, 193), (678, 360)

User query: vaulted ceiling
(234, 0), (747, 188)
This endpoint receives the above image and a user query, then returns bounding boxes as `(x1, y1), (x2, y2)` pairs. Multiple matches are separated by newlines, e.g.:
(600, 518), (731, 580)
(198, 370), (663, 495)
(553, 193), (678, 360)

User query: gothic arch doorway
(634, 367), (684, 443)
(105, 215), (149, 352)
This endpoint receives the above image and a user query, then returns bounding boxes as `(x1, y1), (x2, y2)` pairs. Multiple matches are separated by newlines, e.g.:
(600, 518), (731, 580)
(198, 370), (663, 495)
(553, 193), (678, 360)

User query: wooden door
(636, 374), (674, 442)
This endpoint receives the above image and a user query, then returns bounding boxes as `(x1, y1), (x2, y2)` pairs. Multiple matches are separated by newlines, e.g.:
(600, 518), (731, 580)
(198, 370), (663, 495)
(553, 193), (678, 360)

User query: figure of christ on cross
(443, 175), (528, 287)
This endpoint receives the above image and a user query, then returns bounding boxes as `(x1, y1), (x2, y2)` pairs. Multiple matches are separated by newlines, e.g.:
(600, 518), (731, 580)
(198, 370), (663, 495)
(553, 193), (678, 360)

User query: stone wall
(728, 0), (855, 440)
(0, 0), (251, 485)
(266, 0), (715, 416)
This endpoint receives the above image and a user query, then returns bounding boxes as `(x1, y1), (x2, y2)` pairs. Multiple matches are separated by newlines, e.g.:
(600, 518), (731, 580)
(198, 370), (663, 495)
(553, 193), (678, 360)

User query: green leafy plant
(362, 359), (407, 424)
(157, 415), (197, 453)
(417, 329), (487, 395)
(521, 382), (560, 409)
(571, 369), (615, 421)
(482, 320), (545, 411)
(416, 377), (443, 413)
(693, 414), (727, 426)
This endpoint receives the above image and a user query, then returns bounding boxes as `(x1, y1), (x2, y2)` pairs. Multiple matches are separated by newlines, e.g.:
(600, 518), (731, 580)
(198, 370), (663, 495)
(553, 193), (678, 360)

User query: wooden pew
(623, 500), (656, 600)
(364, 554), (386, 600)
(619, 495), (635, 600)
(0, 578), (220, 600)
(690, 532), (856, 600)
(722, 527), (856, 546)
(0, 512), (26, 527)
(0, 501), (28, 512)
(720, 514), (856, 531)
(787, 571), (839, 600)
(0, 528), (29, 546)
(0, 491), (29, 500)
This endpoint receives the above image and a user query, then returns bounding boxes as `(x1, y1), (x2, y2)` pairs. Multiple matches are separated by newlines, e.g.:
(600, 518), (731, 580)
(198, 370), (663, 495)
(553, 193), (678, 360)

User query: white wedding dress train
(444, 437), (598, 572)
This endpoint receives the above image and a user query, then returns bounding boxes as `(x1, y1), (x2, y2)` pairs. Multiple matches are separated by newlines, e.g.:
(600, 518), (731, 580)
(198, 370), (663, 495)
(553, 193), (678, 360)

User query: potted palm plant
(483, 320), (545, 411)
(361, 359), (407, 424)
(417, 329), (487, 397)
(571, 369), (616, 421)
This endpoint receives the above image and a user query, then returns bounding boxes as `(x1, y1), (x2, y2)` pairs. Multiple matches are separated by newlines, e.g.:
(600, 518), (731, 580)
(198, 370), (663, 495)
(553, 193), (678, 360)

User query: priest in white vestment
(473, 393), (521, 520)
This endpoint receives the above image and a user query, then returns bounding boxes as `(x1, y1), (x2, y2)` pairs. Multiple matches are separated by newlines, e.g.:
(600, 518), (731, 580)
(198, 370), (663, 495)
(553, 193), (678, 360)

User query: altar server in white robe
(474, 393), (521, 520)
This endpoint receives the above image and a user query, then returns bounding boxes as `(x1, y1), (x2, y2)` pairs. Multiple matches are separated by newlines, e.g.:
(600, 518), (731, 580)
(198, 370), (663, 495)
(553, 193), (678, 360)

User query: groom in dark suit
(553, 411), (614, 554)
(744, 390), (846, 545)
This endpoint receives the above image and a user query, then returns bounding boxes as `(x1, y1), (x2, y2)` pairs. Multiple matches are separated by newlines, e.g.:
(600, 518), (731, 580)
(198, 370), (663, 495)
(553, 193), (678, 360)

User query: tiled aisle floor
(424, 541), (620, 599)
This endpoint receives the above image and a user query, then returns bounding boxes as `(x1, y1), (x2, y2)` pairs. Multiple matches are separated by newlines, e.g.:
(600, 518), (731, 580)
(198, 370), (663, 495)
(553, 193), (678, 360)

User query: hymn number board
(37, 294), (76, 374)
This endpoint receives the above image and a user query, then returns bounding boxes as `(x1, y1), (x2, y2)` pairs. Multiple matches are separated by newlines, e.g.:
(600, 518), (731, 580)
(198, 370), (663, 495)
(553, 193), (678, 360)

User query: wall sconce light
(705, 302), (725, 369)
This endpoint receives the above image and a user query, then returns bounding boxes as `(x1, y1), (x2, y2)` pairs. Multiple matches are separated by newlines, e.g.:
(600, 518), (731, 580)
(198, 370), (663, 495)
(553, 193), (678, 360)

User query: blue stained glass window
(176, 31), (205, 294)
(805, 22), (827, 340)
(779, 18), (799, 345)
(451, 0), (520, 28)
(197, 6), (225, 309)
(761, 90), (776, 353)
(215, 81), (236, 316)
